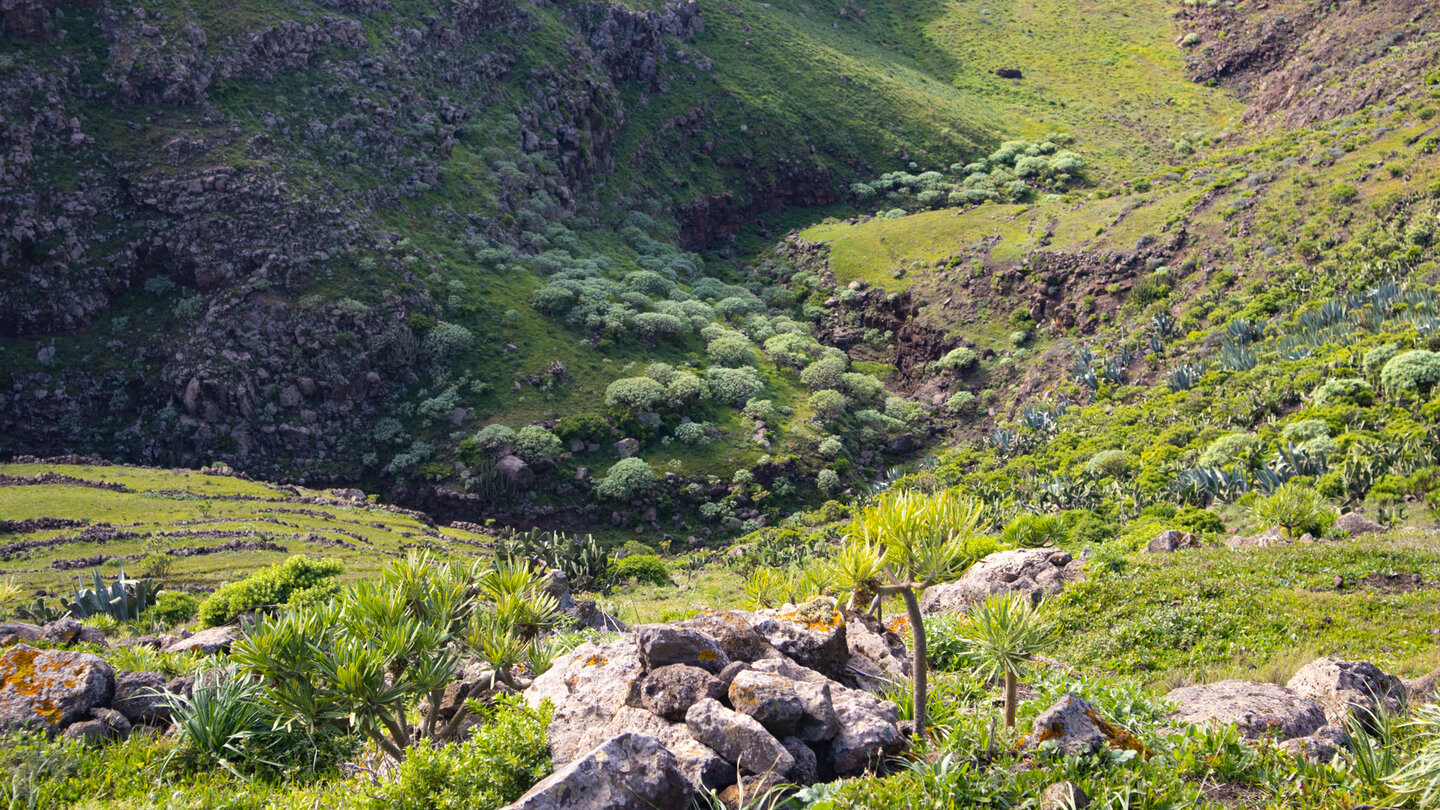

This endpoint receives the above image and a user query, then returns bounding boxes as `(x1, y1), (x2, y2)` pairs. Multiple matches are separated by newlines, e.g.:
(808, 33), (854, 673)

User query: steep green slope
(0, 0), (1237, 532)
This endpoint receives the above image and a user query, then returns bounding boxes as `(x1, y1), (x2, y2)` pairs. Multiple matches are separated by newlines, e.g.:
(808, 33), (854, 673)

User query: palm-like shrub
(1249, 482), (1331, 539)
(955, 592), (1058, 727)
(1001, 514), (1067, 548)
(230, 553), (559, 762)
(842, 489), (988, 735)
(1387, 704), (1440, 807)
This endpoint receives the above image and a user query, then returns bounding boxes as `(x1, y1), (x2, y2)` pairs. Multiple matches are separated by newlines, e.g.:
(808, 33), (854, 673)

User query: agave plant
(1101, 356), (1129, 386)
(62, 566), (161, 621)
(1217, 340), (1257, 371)
(1167, 362), (1206, 392)
(1151, 310), (1177, 341)
(1225, 318), (1265, 346)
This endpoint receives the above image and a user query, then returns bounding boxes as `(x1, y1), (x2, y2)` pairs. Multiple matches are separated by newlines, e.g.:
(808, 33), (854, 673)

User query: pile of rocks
(508, 597), (911, 809)
(0, 642), (191, 744)
(920, 548), (1083, 613)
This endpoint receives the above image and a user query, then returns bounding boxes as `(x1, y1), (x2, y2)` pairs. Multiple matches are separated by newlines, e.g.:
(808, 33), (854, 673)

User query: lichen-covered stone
(1166, 680), (1327, 741)
(685, 698), (794, 776)
(0, 644), (115, 734)
(1026, 693), (1147, 756)
(1286, 657), (1406, 727)
(501, 732), (691, 810)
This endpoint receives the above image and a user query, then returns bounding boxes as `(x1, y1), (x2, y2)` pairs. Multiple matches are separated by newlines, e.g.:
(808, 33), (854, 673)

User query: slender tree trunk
(1004, 670), (1018, 728)
(900, 587), (928, 737)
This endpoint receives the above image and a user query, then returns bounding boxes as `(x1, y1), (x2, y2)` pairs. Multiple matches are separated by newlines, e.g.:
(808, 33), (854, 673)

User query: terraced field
(0, 459), (493, 594)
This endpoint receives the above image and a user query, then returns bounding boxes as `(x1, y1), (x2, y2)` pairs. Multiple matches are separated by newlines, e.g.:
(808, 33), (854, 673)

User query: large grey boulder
(1146, 530), (1202, 553)
(163, 625), (239, 654)
(529, 639), (647, 765)
(751, 598), (849, 681)
(677, 611), (777, 663)
(1166, 680), (1327, 741)
(501, 733), (691, 810)
(1333, 512), (1385, 536)
(61, 707), (131, 745)
(41, 618), (107, 647)
(829, 685), (904, 775)
(0, 623), (42, 646)
(1286, 658), (1407, 726)
(1224, 528), (1288, 549)
(640, 664), (725, 722)
(685, 698), (794, 776)
(0, 644), (115, 734)
(494, 455), (535, 490)
(920, 549), (1081, 614)
(112, 671), (173, 725)
(728, 669), (805, 735)
(844, 611), (911, 687)
(1027, 693), (1145, 756)
(608, 705), (732, 792)
(1280, 724), (1350, 764)
(636, 625), (731, 674)
(748, 659), (840, 742)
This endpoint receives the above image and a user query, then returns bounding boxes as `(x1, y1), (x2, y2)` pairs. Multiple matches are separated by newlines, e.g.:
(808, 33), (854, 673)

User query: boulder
(112, 670), (173, 725)
(1224, 528), (1288, 549)
(1333, 512), (1385, 536)
(1040, 781), (1090, 810)
(1165, 680), (1327, 741)
(163, 625), (239, 654)
(728, 670), (805, 735)
(614, 438), (640, 458)
(41, 618), (107, 647)
(0, 623), (42, 646)
(636, 625), (731, 674)
(829, 686), (904, 775)
(608, 705), (732, 792)
(748, 659), (840, 742)
(1279, 724), (1349, 764)
(844, 611), (911, 687)
(1286, 657), (1407, 726)
(501, 733), (691, 810)
(685, 698), (794, 776)
(1027, 693), (1146, 756)
(920, 549), (1081, 614)
(677, 611), (777, 663)
(1146, 530), (1202, 553)
(529, 639), (646, 765)
(60, 707), (131, 745)
(495, 455), (535, 490)
(0, 644), (115, 734)
(640, 664), (725, 722)
(751, 598), (848, 680)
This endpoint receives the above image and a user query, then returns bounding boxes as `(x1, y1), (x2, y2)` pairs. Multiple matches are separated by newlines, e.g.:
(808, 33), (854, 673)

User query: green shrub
(818, 436), (845, 458)
(150, 591), (200, 627)
(937, 347), (978, 371)
(362, 697), (552, 810)
(809, 389), (850, 420)
(1363, 344), (1400, 373)
(1001, 514), (1068, 548)
(1250, 482), (1333, 539)
(513, 426), (562, 462)
(946, 391), (976, 413)
(611, 555), (672, 586)
(554, 413), (609, 443)
(1172, 506), (1224, 536)
(197, 556), (344, 628)
(1198, 433), (1261, 468)
(1380, 350), (1440, 394)
(605, 377), (667, 411)
(706, 334), (759, 368)
(1312, 378), (1374, 407)
(1085, 449), (1135, 479)
(420, 322), (475, 362)
(817, 468), (841, 493)
(705, 367), (764, 405)
(800, 356), (848, 389)
(1062, 510), (1113, 546)
(595, 458), (655, 500)
(617, 540), (657, 558)
(674, 421), (711, 445)
(1280, 419), (1330, 444)
(472, 424), (518, 455)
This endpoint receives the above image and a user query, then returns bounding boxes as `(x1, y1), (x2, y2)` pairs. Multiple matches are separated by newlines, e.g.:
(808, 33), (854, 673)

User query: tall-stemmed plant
(956, 592), (1058, 728)
(842, 488), (987, 736)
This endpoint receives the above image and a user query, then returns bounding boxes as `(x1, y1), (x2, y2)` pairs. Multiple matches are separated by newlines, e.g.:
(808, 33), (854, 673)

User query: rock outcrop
(0, 644), (115, 734)
(1026, 693), (1146, 756)
(1165, 680), (1327, 741)
(526, 598), (906, 796)
(1286, 657), (1407, 727)
(920, 549), (1083, 614)
(501, 732), (691, 810)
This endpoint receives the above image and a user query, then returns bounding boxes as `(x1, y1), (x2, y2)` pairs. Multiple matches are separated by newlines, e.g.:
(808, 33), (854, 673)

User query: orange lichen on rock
(778, 597), (844, 633)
